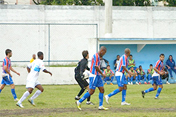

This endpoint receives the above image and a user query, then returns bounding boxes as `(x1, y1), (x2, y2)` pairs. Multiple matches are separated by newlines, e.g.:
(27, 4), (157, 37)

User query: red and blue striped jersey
(90, 53), (100, 75)
(155, 60), (164, 72)
(2, 57), (11, 73)
(116, 54), (128, 73)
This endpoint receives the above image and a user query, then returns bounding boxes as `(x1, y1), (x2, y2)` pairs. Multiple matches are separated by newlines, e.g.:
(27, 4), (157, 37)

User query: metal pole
(96, 24), (98, 52)
(48, 24), (50, 66)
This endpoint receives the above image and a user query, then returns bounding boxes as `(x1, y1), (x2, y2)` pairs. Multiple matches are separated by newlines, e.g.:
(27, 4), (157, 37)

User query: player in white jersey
(16, 51), (52, 108)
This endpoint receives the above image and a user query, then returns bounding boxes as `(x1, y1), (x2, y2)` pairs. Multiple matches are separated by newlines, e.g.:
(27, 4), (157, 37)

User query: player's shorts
(116, 71), (127, 87)
(152, 73), (162, 86)
(89, 74), (103, 90)
(75, 74), (89, 89)
(1, 74), (14, 85)
(26, 79), (41, 89)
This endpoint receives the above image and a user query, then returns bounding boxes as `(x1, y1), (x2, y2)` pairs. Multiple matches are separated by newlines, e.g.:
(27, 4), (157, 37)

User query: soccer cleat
(128, 82), (131, 85)
(148, 82), (150, 84)
(144, 82), (147, 84)
(86, 101), (95, 105)
(110, 83), (113, 85)
(136, 82), (139, 85)
(28, 99), (35, 106)
(131, 82), (133, 85)
(75, 96), (80, 100)
(16, 102), (24, 108)
(166, 81), (170, 84)
(142, 91), (145, 98)
(121, 101), (131, 105)
(98, 106), (109, 110)
(14, 98), (19, 102)
(155, 97), (159, 99)
(139, 82), (141, 84)
(105, 95), (109, 104)
(104, 83), (107, 85)
(76, 101), (82, 110)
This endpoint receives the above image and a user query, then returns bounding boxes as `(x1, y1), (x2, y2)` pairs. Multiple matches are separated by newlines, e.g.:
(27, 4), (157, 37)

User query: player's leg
(144, 75), (147, 84)
(17, 88), (33, 108)
(155, 77), (163, 99)
(171, 67), (176, 76)
(138, 75), (141, 84)
(76, 76), (96, 110)
(98, 86), (108, 110)
(110, 76), (114, 85)
(130, 76), (133, 85)
(30, 84), (43, 101)
(121, 84), (130, 105)
(127, 74), (130, 85)
(10, 84), (18, 101)
(105, 75), (123, 104)
(75, 78), (86, 100)
(104, 77), (108, 85)
(85, 85), (94, 105)
(0, 84), (6, 93)
(167, 68), (173, 78)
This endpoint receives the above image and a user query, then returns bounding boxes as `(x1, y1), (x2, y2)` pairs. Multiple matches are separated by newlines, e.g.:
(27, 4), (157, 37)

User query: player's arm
(43, 69), (52, 76)
(95, 66), (105, 77)
(10, 66), (20, 76)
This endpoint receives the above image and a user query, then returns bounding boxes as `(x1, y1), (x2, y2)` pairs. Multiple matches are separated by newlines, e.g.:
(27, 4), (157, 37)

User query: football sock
(18, 91), (30, 104)
(122, 89), (126, 102)
(77, 88), (85, 97)
(30, 90), (42, 100)
(79, 92), (90, 103)
(155, 87), (162, 98)
(108, 89), (120, 97)
(0, 89), (1, 93)
(131, 76), (133, 83)
(11, 89), (17, 99)
(144, 87), (154, 93)
(99, 92), (103, 107)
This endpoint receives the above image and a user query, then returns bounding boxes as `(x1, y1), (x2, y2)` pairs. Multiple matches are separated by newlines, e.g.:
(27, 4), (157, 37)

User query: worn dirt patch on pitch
(0, 107), (176, 116)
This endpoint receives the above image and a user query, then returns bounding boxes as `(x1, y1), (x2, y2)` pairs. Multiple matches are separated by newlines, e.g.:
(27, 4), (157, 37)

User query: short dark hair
(150, 64), (153, 66)
(107, 65), (110, 67)
(129, 54), (133, 57)
(117, 55), (120, 57)
(160, 54), (165, 57)
(139, 65), (142, 68)
(5, 49), (12, 55)
(37, 51), (43, 57)
(82, 50), (89, 58)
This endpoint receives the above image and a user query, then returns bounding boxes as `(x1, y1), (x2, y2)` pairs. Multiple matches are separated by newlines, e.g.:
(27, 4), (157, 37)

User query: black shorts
(75, 74), (89, 89)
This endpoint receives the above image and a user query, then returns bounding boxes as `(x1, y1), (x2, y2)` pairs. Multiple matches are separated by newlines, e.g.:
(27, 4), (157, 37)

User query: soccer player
(30, 54), (36, 63)
(0, 49), (20, 101)
(105, 48), (132, 105)
(141, 54), (165, 99)
(76, 46), (108, 110)
(74, 50), (94, 105)
(137, 65), (147, 84)
(128, 54), (137, 70)
(16, 51), (52, 108)
(103, 65), (114, 85)
(127, 67), (137, 85)
(147, 64), (154, 83)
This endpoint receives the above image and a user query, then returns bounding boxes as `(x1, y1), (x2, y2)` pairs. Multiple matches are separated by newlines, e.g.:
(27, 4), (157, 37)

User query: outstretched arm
(43, 69), (52, 76)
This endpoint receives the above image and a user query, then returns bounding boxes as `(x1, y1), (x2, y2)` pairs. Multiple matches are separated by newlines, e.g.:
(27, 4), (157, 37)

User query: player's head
(150, 64), (153, 69)
(37, 51), (44, 60)
(130, 67), (134, 71)
(169, 55), (173, 60)
(107, 65), (110, 70)
(99, 46), (107, 57)
(160, 54), (165, 61)
(32, 54), (36, 59)
(139, 65), (142, 70)
(5, 49), (12, 57)
(125, 48), (131, 57)
(82, 50), (89, 59)
(129, 54), (133, 59)
(117, 55), (120, 60)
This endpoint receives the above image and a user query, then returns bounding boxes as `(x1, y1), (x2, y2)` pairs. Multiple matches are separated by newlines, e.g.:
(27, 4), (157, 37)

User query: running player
(16, 51), (52, 108)
(141, 54), (165, 99)
(74, 50), (94, 105)
(0, 49), (20, 101)
(105, 48), (132, 105)
(76, 46), (108, 110)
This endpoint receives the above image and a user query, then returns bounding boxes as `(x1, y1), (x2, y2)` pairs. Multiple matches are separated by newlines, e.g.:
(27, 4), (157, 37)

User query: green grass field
(0, 84), (176, 117)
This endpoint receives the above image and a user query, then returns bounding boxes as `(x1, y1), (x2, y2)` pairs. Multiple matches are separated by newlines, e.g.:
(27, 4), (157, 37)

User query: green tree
(166, 0), (176, 6)
(113, 0), (135, 6)
(134, 0), (151, 6)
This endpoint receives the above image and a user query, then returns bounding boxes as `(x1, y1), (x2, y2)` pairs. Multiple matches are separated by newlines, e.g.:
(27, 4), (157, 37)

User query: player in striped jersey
(105, 48), (132, 105)
(141, 54), (165, 99)
(76, 46), (108, 110)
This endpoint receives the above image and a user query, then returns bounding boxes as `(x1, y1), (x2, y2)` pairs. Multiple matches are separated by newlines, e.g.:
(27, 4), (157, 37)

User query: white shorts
(26, 80), (41, 89)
